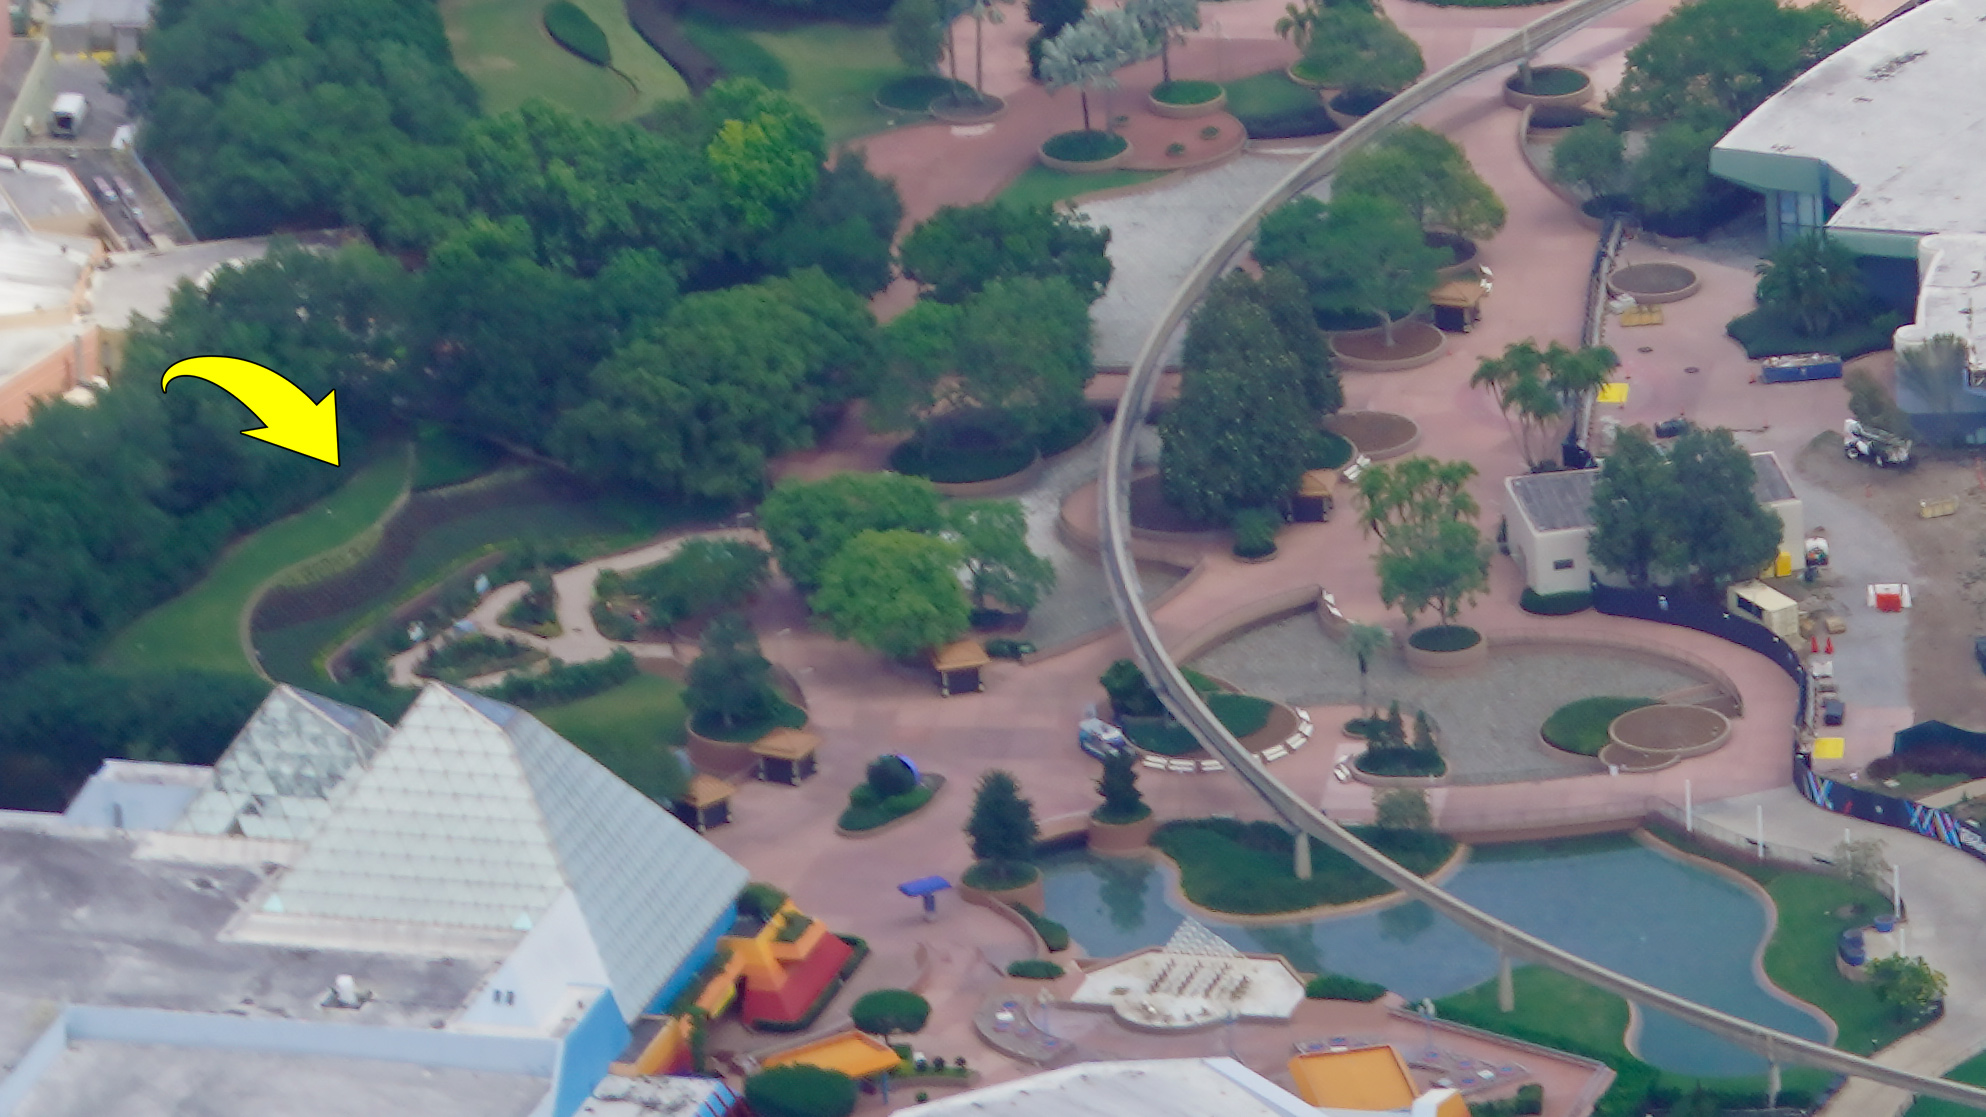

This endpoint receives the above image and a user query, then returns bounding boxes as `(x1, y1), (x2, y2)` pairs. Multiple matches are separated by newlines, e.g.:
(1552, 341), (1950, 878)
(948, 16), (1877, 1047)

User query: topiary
(1007, 958), (1066, 978)
(745, 1066), (858, 1117)
(851, 988), (931, 1039)
(1101, 658), (1165, 718)
(738, 881), (789, 920)
(1304, 972), (1388, 1001)
(866, 754), (918, 797)
(1231, 506), (1281, 559)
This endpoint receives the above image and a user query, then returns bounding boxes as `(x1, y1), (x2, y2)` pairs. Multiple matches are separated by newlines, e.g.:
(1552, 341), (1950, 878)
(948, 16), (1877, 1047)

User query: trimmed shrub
(1007, 958), (1065, 979)
(1166, 142), (1187, 157)
(867, 754), (918, 797)
(1726, 304), (1904, 361)
(851, 988), (931, 1037)
(775, 913), (814, 942)
(1041, 130), (1129, 162)
(543, 0), (610, 66)
(476, 648), (638, 707)
(1541, 695), (1657, 756)
(887, 409), (1037, 484)
(1035, 406), (1100, 456)
(1355, 747), (1446, 777)
(837, 782), (936, 832)
(1406, 625), (1480, 653)
(1506, 65), (1586, 96)
(1231, 506), (1281, 559)
(1529, 104), (1602, 129)
(1306, 430), (1354, 470)
(739, 882), (789, 920)
(1206, 692), (1274, 737)
(1010, 901), (1071, 951)
(1520, 587), (1592, 615)
(1305, 972), (1388, 1001)
(1152, 79), (1222, 105)
(1199, 125), (1220, 141)
(745, 1065), (858, 1117)
(985, 637), (1036, 660)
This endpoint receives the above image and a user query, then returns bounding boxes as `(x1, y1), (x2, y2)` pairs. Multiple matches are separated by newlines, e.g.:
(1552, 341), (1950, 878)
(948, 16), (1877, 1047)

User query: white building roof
(258, 684), (748, 1021)
(60, 759), (210, 830)
(1713, 0), (1986, 240)
(175, 685), (391, 842)
(1895, 233), (1986, 372)
(47, 0), (151, 28)
(1507, 452), (1796, 533)
(895, 1059), (1322, 1117)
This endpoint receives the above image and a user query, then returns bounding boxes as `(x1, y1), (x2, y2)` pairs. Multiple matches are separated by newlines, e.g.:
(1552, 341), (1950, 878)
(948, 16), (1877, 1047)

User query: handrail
(1095, 0), (1986, 1105)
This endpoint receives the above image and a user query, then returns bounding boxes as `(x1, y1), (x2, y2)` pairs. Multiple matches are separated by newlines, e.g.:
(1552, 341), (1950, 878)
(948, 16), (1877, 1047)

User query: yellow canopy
(930, 639), (990, 672)
(1287, 1046), (1419, 1110)
(1813, 737), (1846, 760)
(1596, 382), (1630, 404)
(681, 774), (735, 807)
(751, 728), (822, 760)
(761, 1031), (901, 1079)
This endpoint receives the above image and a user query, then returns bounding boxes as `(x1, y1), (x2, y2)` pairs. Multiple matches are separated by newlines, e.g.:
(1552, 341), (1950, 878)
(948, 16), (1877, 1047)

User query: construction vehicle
(48, 93), (86, 139)
(1843, 418), (1912, 467)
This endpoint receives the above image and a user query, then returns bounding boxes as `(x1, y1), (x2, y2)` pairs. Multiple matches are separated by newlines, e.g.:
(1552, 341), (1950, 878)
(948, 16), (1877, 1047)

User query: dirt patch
(1323, 410), (1419, 458)
(1796, 430), (1986, 726)
(1330, 320), (1444, 362)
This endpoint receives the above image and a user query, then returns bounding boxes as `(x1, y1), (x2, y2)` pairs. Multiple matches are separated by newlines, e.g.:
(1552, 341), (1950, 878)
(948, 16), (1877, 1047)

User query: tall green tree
(1333, 125), (1506, 241)
(759, 472), (945, 593)
(1187, 269), (1341, 416)
(966, 769), (1041, 881)
(1867, 956), (1947, 1022)
(1160, 293), (1315, 524)
(1355, 455), (1478, 543)
(949, 275), (1096, 439)
(1255, 194), (1444, 345)
(1754, 232), (1870, 337)
(702, 80), (829, 235)
(1295, 5), (1422, 95)
(1668, 426), (1783, 591)
(850, 989), (931, 1041)
(1039, 8), (1149, 133)
(1126, 0), (1201, 84)
(1586, 426), (1687, 588)
(810, 530), (970, 657)
(755, 152), (904, 297)
(685, 612), (779, 731)
(945, 500), (1058, 612)
(899, 202), (1113, 304)
(1605, 0), (1863, 128)
(1093, 746), (1148, 823)
(1357, 457), (1487, 629)
(623, 540), (772, 642)
(1629, 120), (1726, 226)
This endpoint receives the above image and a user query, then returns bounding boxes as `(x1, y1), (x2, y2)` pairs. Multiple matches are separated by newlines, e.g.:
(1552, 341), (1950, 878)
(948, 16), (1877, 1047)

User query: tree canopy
(1333, 125), (1505, 241)
(1255, 194), (1444, 342)
(966, 769), (1041, 869)
(1605, 0), (1863, 129)
(760, 472), (946, 593)
(1469, 340), (1617, 469)
(1357, 457), (1488, 627)
(810, 529), (971, 657)
(1295, 5), (1422, 94)
(946, 500), (1057, 612)
(850, 989), (931, 1039)
(685, 612), (779, 731)
(1587, 426), (1783, 591)
(1753, 231), (1871, 337)
(950, 275), (1096, 438)
(898, 202), (1113, 304)
(1550, 120), (1627, 200)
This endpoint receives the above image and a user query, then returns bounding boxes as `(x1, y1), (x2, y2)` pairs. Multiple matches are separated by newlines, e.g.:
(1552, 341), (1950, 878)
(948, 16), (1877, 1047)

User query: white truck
(1843, 418), (1912, 468)
(48, 93), (87, 139)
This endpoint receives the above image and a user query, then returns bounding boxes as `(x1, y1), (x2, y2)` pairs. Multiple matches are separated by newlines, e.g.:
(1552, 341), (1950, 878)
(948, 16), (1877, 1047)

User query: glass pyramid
(174, 685), (391, 842)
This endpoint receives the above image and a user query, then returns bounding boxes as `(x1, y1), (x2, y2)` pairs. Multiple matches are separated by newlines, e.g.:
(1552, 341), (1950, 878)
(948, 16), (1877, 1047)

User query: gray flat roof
(0, 829), (492, 1029)
(1509, 452), (1793, 532)
(47, 0), (150, 27)
(13, 1040), (546, 1117)
(1714, 0), (1986, 239)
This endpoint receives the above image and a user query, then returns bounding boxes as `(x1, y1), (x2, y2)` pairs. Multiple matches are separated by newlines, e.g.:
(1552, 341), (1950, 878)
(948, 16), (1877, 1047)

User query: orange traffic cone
(1826, 636), (1834, 655)
(1811, 635), (1820, 653)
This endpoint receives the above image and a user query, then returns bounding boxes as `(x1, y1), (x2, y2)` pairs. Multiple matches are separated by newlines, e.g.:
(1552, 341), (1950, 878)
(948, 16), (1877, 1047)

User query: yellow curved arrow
(160, 356), (339, 466)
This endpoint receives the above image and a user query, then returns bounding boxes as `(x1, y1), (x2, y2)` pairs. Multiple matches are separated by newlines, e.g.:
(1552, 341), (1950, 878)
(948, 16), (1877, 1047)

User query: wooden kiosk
(672, 774), (736, 832)
(1430, 274), (1488, 333)
(930, 639), (990, 697)
(1290, 469), (1337, 522)
(751, 728), (822, 785)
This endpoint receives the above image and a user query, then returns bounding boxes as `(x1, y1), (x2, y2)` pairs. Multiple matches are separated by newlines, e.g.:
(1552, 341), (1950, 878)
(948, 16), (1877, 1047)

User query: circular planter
(931, 92), (1008, 124)
(1349, 764), (1448, 788)
(873, 75), (972, 116)
(1404, 626), (1486, 674)
(1502, 65), (1593, 110)
(1325, 90), (1392, 131)
(1234, 548), (1278, 564)
(1039, 132), (1131, 173)
(1128, 470), (1228, 541)
(1285, 65), (1332, 90)
(929, 453), (1045, 498)
(1088, 812), (1158, 854)
(959, 874), (1047, 916)
(1328, 321), (1447, 371)
(1608, 262), (1701, 305)
(1148, 85), (1227, 119)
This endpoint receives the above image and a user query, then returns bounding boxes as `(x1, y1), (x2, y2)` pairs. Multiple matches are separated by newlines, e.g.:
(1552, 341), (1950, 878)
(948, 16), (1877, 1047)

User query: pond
(1040, 833), (1829, 1077)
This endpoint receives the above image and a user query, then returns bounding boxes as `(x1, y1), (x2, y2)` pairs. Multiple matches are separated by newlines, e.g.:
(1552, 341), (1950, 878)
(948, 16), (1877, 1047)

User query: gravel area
(1192, 615), (1713, 783)
(1016, 423), (1179, 650)
(1079, 150), (1318, 368)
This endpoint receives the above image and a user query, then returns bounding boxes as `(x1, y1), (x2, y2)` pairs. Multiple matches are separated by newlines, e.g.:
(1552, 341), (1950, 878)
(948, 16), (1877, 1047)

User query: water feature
(1040, 834), (1830, 1077)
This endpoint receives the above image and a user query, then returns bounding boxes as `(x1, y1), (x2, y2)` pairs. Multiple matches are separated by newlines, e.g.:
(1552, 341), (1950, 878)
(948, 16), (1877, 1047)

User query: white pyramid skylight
(1163, 917), (1242, 958)
(174, 685), (390, 842)
(263, 684), (748, 1018)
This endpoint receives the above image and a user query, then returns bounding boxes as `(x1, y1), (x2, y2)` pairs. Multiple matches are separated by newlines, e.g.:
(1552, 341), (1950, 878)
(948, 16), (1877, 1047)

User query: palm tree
(1040, 9), (1147, 132)
(967, 0), (1012, 104)
(1754, 231), (1870, 338)
(1344, 622), (1389, 712)
(1274, 0), (1318, 48)
(1127, 0), (1200, 84)
(938, 0), (973, 101)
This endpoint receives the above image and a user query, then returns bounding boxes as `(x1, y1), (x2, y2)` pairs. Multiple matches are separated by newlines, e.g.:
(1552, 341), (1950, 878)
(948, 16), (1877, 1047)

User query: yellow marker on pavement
(160, 356), (340, 465)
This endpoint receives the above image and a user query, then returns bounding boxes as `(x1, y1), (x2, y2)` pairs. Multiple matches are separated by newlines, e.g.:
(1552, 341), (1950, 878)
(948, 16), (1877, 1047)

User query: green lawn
(998, 166), (1168, 209)
(1645, 826), (1917, 1056)
(1151, 817), (1455, 914)
(746, 21), (906, 144)
(1905, 1050), (1986, 1117)
(443, 0), (687, 121)
(100, 453), (409, 679)
(1437, 965), (1632, 1060)
(1541, 695), (1657, 756)
(536, 671), (690, 804)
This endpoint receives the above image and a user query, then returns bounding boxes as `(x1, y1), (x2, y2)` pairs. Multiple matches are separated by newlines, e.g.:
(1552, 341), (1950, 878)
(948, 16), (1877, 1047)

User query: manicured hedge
(1206, 692), (1274, 737)
(1355, 746), (1446, 777)
(876, 74), (972, 112)
(1007, 958), (1065, 979)
(745, 1065), (857, 1117)
(543, 1), (610, 67)
(1407, 625), (1480, 653)
(1520, 587), (1592, 616)
(1010, 901), (1072, 951)
(1726, 304), (1904, 361)
(1506, 65), (1587, 95)
(838, 781), (937, 831)
(1540, 696), (1656, 756)
(1330, 87), (1392, 116)
(1042, 130), (1129, 162)
(477, 647), (637, 706)
(1305, 972), (1388, 1001)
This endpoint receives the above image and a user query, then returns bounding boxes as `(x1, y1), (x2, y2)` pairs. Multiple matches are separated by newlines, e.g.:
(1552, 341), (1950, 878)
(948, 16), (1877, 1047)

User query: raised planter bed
(932, 92), (1007, 124)
(875, 74), (974, 115)
(1039, 130), (1130, 173)
(1325, 88), (1392, 130)
(1148, 81), (1227, 119)
(1328, 321), (1446, 371)
(1404, 625), (1486, 674)
(1426, 229), (1480, 281)
(1088, 812), (1159, 854)
(1608, 262), (1701, 304)
(1502, 64), (1593, 109)
(1322, 410), (1420, 460)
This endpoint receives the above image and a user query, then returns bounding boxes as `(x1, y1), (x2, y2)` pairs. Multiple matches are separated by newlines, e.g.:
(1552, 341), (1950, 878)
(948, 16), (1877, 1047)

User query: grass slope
(999, 166), (1166, 209)
(100, 453), (408, 678)
(444, 0), (686, 121)
(746, 20), (903, 144)
(1906, 1050), (1986, 1117)
(535, 671), (690, 803)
